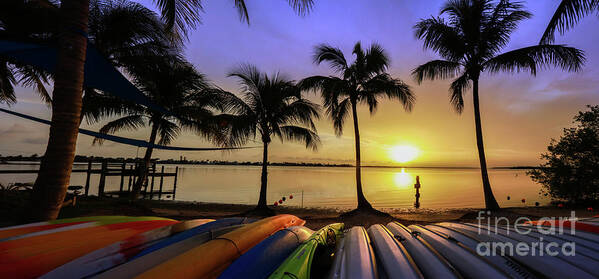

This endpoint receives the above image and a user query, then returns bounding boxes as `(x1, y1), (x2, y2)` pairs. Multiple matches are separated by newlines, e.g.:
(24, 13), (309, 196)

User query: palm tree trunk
(351, 100), (373, 210)
(257, 141), (269, 209)
(131, 122), (159, 200)
(472, 78), (500, 210)
(29, 0), (90, 221)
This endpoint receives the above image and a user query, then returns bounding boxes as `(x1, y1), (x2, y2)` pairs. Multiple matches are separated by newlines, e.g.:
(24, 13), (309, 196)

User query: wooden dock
(0, 159), (179, 200)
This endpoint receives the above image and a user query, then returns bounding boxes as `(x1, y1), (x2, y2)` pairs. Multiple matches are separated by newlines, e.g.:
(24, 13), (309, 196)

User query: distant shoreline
(0, 156), (539, 169)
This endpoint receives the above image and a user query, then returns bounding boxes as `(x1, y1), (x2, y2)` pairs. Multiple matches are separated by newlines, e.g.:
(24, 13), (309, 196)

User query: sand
(48, 197), (598, 230)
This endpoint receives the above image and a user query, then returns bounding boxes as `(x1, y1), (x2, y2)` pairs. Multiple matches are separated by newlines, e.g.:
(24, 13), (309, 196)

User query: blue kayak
(131, 217), (253, 259)
(218, 226), (314, 279)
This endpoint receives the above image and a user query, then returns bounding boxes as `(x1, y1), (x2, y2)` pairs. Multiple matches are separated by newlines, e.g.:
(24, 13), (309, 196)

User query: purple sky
(1, 0), (598, 167)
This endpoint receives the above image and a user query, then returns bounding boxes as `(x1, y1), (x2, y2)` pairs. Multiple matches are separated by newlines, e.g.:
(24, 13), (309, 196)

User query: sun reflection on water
(393, 168), (413, 188)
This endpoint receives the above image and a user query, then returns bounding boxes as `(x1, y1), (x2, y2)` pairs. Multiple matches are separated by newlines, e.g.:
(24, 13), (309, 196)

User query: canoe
(424, 224), (535, 279)
(439, 222), (596, 278)
(94, 224), (246, 279)
(131, 217), (254, 260)
(218, 226), (314, 279)
(386, 222), (459, 279)
(367, 224), (423, 279)
(408, 224), (508, 278)
(270, 223), (343, 279)
(40, 219), (213, 279)
(329, 226), (377, 279)
(0, 216), (160, 240)
(136, 214), (305, 279)
(0, 218), (178, 278)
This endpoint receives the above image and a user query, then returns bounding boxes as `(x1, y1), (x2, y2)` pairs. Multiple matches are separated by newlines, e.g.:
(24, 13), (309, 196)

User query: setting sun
(390, 145), (419, 163)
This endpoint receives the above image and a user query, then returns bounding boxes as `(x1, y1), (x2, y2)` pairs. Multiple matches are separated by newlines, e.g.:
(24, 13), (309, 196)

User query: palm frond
(213, 113), (257, 147)
(94, 114), (146, 145)
(362, 73), (415, 112)
(277, 98), (321, 130)
(484, 44), (585, 75)
(313, 44), (348, 73)
(0, 61), (16, 105)
(152, 0), (203, 41)
(540, 0), (597, 44)
(412, 60), (462, 84)
(287, 0), (315, 16)
(482, 1), (532, 57)
(15, 65), (51, 104)
(414, 16), (465, 61)
(233, 0), (250, 23)
(82, 88), (137, 124)
(364, 42), (390, 76)
(228, 64), (263, 96)
(330, 97), (352, 136)
(277, 125), (320, 151)
(449, 73), (470, 114)
(157, 118), (180, 145)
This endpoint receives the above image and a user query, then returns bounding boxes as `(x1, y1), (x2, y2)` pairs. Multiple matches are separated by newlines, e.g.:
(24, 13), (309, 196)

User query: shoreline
(48, 197), (597, 230)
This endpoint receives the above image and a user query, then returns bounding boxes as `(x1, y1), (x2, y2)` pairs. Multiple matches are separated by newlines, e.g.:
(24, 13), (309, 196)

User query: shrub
(529, 105), (599, 203)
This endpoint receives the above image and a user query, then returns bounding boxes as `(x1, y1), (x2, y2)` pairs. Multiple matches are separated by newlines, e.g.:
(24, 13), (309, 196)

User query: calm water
(0, 164), (547, 209)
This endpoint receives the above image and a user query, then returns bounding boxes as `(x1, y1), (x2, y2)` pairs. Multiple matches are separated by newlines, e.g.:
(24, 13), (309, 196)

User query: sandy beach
(36, 197), (597, 230)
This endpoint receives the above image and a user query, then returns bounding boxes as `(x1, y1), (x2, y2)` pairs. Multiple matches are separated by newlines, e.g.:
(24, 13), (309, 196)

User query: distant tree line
(0, 154), (352, 167)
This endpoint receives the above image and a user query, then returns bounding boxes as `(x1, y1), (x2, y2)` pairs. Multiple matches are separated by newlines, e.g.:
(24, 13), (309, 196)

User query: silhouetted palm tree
(226, 64), (320, 213)
(541, 0), (599, 43)
(91, 58), (230, 199)
(300, 42), (414, 213)
(0, 0), (56, 105)
(20, 0), (314, 220)
(413, 0), (585, 210)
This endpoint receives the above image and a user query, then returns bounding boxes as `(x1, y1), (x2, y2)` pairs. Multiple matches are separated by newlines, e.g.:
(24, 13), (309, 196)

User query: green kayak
(269, 223), (344, 279)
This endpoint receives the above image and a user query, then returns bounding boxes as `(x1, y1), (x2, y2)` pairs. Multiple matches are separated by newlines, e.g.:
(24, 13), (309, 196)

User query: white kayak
(329, 226), (377, 279)
(408, 224), (508, 279)
(438, 222), (596, 279)
(476, 223), (599, 277)
(425, 224), (536, 279)
(367, 224), (423, 279)
(386, 222), (459, 279)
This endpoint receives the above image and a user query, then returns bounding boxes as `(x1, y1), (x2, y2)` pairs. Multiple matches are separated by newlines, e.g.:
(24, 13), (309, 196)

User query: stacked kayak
(2, 215), (599, 278)
(0, 216), (181, 278)
(270, 223), (344, 279)
(219, 226), (314, 279)
(136, 214), (305, 278)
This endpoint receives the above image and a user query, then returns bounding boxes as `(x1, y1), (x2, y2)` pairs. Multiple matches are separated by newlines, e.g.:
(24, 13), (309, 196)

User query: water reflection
(393, 168), (413, 188)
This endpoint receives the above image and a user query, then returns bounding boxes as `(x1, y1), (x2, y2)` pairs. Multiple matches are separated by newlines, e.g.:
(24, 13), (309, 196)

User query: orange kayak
(0, 216), (143, 240)
(136, 214), (305, 279)
(0, 218), (177, 278)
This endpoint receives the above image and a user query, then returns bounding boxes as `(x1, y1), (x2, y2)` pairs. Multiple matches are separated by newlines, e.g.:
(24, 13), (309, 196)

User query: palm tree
(226, 64), (320, 214)
(300, 42), (414, 213)
(23, 0), (314, 220)
(91, 58), (229, 199)
(0, 0), (56, 105)
(541, 0), (599, 44)
(412, 0), (585, 210)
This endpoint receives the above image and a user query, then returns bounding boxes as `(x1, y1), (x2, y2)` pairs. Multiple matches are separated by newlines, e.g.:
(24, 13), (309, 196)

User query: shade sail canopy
(0, 40), (169, 115)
